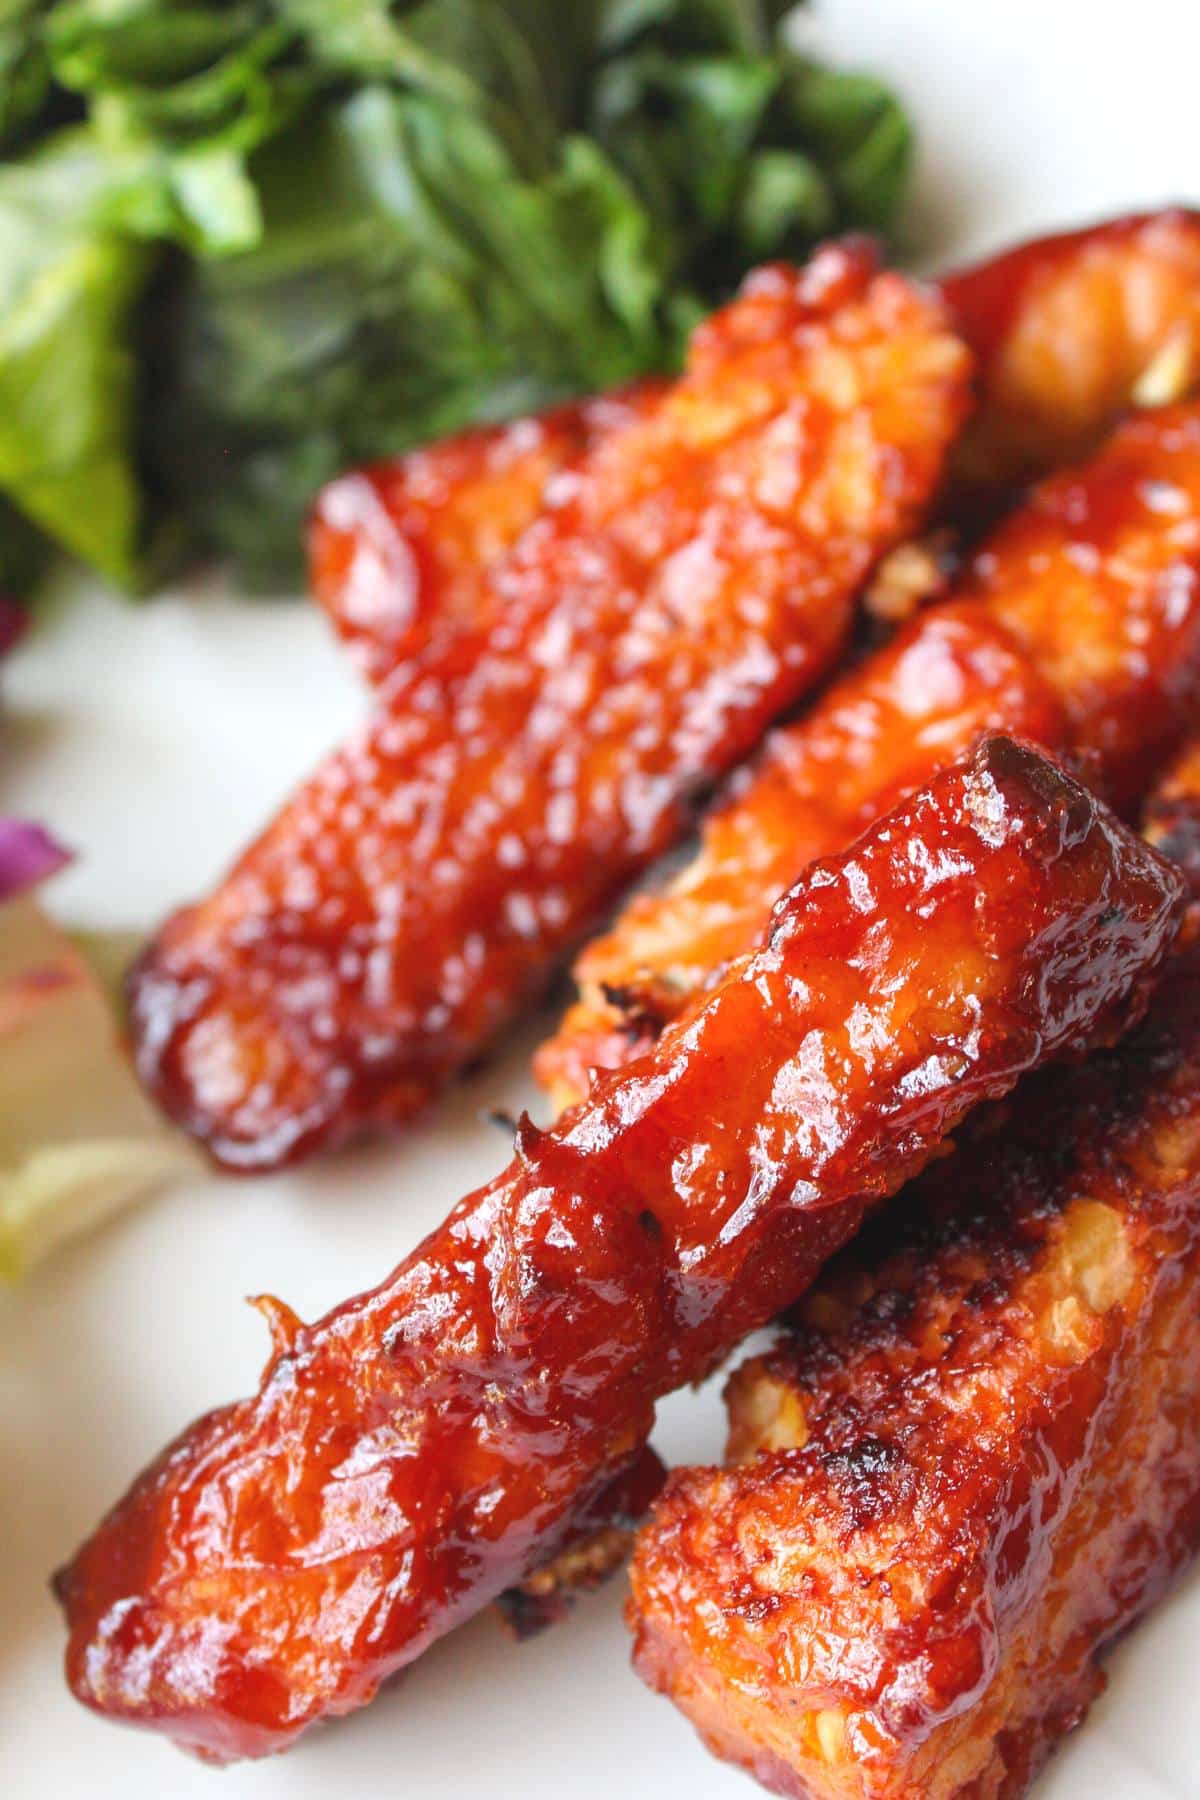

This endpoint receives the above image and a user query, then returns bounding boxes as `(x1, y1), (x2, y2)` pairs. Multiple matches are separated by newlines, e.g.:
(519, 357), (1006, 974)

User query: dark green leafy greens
(0, 1), (912, 592)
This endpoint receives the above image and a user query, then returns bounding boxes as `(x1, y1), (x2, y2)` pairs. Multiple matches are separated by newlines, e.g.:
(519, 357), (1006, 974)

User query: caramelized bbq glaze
(629, 936), (1200, 1799)
(308, 383), (664, 684)
(129, 244), (970, 1170)
(56, 739), (1183, 1761)
(537, 403), (1200, 1110)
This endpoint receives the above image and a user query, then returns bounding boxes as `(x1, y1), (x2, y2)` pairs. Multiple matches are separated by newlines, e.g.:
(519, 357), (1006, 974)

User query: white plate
(2, 2), (1199, 1795)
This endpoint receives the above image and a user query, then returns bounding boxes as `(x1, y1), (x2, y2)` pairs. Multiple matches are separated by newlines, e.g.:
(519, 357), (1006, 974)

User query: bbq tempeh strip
(307, 210), (1200, 698)
(942, 206), (1200, 498)
(129, 243), (970, 1170)
(57, 739), (1182, 1761)
(629, 779), (1200, 1797)
(538, 402), (1200, 1110)
(308, 383), (664, 684)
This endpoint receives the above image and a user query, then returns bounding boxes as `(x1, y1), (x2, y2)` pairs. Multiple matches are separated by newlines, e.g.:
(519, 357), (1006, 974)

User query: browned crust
(629, 952), (1200, 1798)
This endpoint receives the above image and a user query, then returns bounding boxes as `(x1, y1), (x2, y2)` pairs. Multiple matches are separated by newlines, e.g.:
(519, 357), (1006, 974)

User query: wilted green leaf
(0, 134), (150, 584)
(0, 0), (913, 590)
(151, 86), (676, 584)
(0, 2), (54, 151)
(776, 59), (913, 234)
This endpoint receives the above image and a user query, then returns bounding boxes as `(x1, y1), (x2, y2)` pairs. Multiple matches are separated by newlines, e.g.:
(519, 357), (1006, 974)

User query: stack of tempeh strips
(57, 210), (1200, 1794)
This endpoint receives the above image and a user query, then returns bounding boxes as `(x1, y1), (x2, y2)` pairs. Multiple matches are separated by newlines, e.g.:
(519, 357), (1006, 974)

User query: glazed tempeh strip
(538, 402), (1200, 1110)
(57, 739), (1181, 1761)
(130, 244), (970, 1170)
(628, 748), (1200, 1798)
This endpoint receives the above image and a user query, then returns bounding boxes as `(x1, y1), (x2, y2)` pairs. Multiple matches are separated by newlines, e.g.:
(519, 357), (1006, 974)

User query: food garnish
(0, 826), (193, 1281)
(0, 1), (912, 591)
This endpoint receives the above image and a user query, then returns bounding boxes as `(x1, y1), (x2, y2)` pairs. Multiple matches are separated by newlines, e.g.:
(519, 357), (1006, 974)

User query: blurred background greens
(0, 0), (912, 594)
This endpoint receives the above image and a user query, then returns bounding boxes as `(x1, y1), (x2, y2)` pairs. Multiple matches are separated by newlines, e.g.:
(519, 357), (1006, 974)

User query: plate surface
(2, 2), (1198, 1795)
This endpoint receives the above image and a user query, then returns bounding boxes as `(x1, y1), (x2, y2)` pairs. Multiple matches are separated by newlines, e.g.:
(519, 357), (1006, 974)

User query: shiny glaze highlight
(309, 384), (664, 684)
